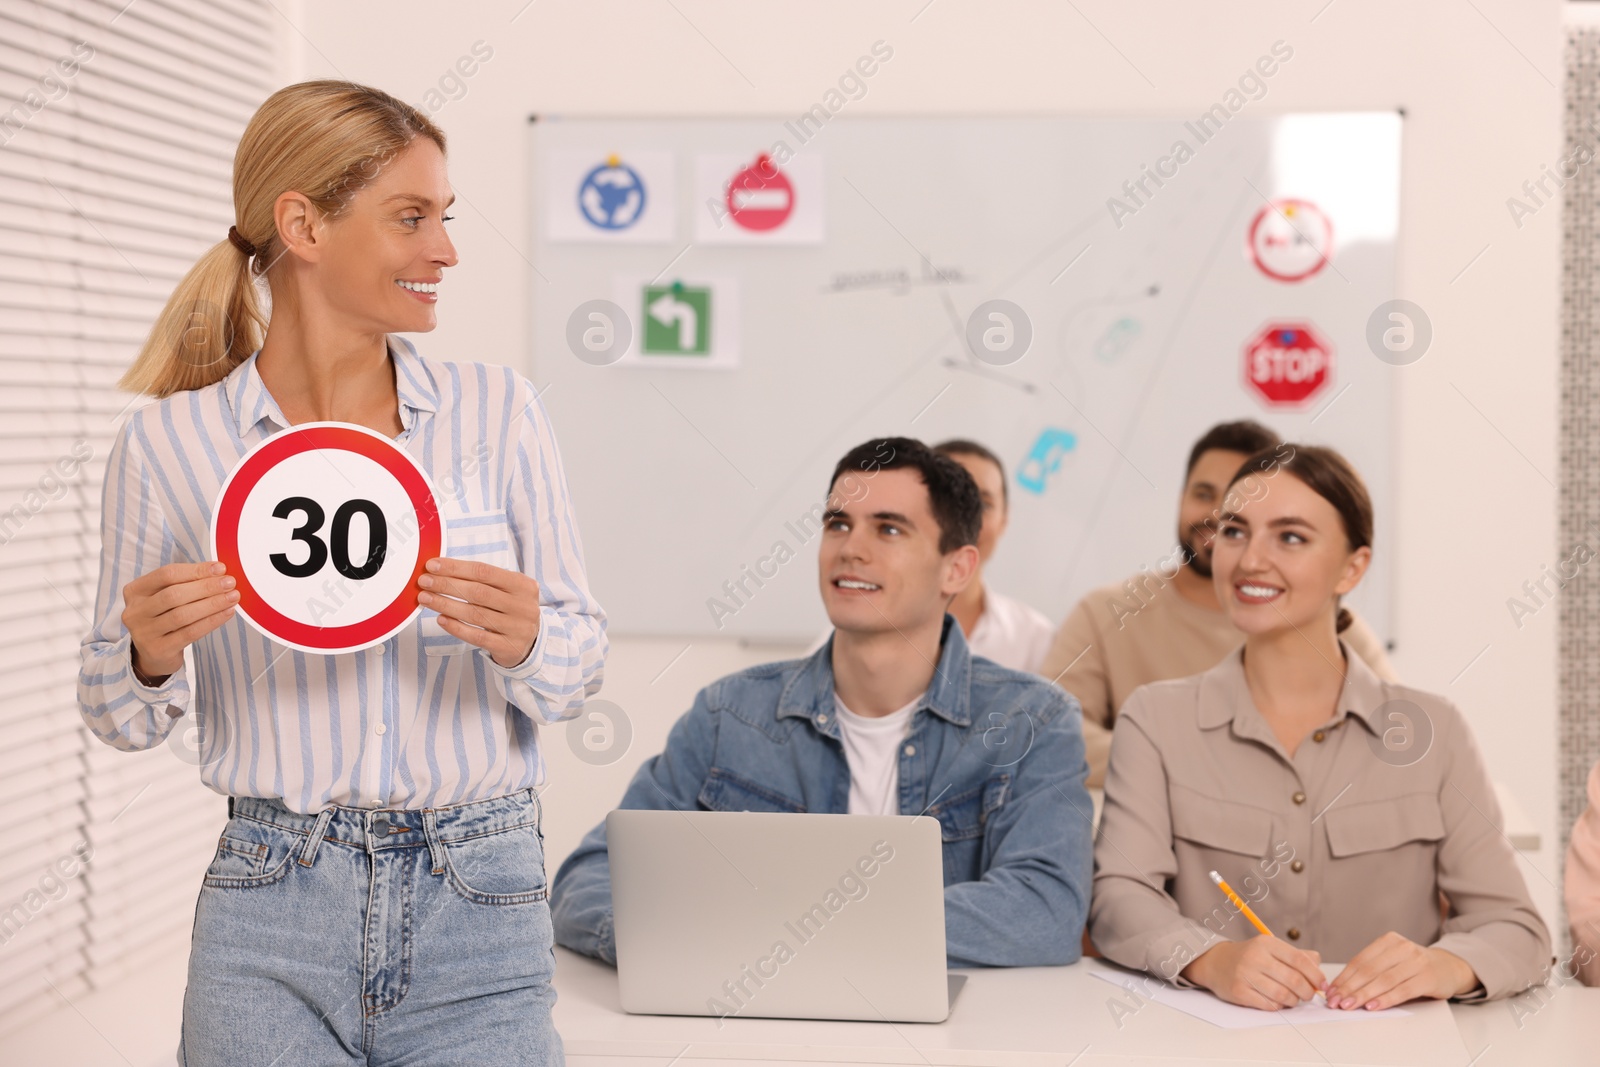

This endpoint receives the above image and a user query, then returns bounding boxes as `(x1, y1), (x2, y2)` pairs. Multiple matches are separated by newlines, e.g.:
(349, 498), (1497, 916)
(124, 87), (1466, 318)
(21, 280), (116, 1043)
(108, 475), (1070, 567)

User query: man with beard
(1039, 420), (1396, 788)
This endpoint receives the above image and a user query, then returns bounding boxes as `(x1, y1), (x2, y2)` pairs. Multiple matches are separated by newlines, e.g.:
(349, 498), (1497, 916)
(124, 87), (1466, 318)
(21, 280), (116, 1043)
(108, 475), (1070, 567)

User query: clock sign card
(210, 422), (446, 654)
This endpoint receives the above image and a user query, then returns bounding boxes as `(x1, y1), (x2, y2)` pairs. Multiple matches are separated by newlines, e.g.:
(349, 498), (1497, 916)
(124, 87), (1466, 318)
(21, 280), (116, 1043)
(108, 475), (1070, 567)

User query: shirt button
(1292, 791), (1306, 805)
(904, 744), (916, 757)
(1312, 730), (1326, 743)
(1291, 860), (1305, 873)
(375, 722), (387, 735)
(1287, 927), (1301, 941)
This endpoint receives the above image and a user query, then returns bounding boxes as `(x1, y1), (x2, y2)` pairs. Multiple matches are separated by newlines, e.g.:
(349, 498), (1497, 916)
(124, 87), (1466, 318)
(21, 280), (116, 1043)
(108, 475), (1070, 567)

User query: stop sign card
(1243, 322), (1334, 409)
(210, 423), (446, 654)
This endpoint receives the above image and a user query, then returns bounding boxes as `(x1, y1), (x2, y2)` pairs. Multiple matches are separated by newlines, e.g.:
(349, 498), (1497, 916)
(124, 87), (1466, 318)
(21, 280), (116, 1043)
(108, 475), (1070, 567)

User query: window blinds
(0, 0), (272, 1031)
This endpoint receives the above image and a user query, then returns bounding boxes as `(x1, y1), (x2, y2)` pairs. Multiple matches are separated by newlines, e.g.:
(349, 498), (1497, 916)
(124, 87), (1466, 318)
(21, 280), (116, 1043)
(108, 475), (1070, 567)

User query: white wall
(285, 0), (1566, 922)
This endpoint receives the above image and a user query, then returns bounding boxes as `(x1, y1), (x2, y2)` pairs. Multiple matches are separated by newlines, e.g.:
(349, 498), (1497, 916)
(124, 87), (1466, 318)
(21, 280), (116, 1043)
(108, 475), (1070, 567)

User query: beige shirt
(1041, 573), (1398, 787)
(1565, 761), (1600, 986)
(1089, 643), (1550, 1001)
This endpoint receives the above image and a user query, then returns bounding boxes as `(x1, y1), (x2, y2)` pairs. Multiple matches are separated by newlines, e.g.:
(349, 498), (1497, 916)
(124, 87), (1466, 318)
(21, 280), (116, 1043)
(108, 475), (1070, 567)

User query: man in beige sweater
(1039, 420), (1397, 787)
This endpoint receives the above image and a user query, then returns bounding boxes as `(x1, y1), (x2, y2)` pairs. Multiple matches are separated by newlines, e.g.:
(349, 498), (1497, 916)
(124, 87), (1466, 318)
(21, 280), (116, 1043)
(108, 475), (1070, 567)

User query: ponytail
(1335, 605), (1352, 634)
(118, 238), (265, 398)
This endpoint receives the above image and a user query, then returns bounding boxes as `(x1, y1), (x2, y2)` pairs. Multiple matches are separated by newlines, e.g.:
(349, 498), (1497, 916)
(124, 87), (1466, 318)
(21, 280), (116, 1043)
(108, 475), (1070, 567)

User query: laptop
(606, 809), (962, 1023)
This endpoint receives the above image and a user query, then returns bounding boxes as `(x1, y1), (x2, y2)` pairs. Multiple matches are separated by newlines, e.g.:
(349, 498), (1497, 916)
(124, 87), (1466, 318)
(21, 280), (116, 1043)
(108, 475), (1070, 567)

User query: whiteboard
(528, 114), (1402, 641)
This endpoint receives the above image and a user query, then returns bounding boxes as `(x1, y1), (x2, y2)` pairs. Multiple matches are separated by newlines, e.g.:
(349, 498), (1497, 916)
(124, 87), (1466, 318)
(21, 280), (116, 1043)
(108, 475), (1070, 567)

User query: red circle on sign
(210, 423), (444, 652)
(1242, 321), (1334, 408)
(726, 155), (794, 232)
(1247, 198), (1335, 283)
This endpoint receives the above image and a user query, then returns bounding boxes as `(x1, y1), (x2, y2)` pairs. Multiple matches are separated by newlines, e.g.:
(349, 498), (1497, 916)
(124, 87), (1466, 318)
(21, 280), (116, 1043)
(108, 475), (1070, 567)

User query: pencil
(1209, 869), (1274, 938)
(1208, 870), (1327, 1002)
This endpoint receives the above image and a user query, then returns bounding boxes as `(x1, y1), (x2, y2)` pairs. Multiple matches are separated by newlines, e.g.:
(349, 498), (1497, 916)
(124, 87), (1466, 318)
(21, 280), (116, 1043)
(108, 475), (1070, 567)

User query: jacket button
(1312, 730), (1325, 742)
(816, 714), (828, 725)
(1292, 791), (1306, 805)
(1291, 860), (1305, 873)
(1287, 927), (1301, 941)
(904, 744), (916, 757)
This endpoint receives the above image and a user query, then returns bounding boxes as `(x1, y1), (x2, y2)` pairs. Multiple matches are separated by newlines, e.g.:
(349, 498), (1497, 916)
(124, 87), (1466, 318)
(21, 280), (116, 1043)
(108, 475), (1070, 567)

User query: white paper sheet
(1091, 965), (1413, 1029)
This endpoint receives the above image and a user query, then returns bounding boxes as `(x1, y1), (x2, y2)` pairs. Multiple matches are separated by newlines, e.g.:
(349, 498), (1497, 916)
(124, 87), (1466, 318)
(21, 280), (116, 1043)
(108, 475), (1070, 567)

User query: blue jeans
(179, 788), (563, 1065)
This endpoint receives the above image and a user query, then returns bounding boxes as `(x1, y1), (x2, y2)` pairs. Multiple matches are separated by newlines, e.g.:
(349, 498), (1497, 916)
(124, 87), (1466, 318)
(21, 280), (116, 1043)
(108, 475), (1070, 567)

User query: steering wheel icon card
(210, 423), (446, 655)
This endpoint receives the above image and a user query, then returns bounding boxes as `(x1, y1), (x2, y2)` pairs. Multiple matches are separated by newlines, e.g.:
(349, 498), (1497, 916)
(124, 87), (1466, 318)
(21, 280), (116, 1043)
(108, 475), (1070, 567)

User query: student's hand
(123, 561), (239, 681)
(1323, 932), (1477, 1010)
(1181, 936), (1326, 1010)
(418, 558), (542, 668)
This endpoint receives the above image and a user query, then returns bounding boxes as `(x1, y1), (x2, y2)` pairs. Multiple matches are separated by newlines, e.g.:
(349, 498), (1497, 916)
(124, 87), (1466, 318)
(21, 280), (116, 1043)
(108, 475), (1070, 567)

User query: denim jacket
(551, 615), (1093, 967)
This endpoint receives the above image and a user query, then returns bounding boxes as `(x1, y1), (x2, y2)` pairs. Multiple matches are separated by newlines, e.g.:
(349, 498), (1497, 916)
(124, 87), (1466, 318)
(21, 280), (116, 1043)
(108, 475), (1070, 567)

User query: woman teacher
(78, 81), (605, 1063)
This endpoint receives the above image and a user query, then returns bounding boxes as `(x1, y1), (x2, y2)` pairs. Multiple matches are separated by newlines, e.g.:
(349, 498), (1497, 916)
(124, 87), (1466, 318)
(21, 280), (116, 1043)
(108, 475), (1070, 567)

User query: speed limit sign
(210, 422), (446, 654)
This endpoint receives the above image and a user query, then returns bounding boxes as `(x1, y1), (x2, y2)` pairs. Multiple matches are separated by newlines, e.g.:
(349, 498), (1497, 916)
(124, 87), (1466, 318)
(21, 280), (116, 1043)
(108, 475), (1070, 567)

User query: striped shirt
(77, 336), (607, 814)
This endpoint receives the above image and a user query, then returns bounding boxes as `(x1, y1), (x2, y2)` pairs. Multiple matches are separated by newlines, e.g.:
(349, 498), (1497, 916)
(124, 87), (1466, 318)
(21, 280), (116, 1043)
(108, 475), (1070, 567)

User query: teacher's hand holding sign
(211, 422), (444, 654)
(124, 561), (241, 684)
(417, 555), (542, 669)
(212, 421), (542, 664)
(129, 416), (545, 674)
(207, 419), (543, 664)
(209, 421), (543, 664)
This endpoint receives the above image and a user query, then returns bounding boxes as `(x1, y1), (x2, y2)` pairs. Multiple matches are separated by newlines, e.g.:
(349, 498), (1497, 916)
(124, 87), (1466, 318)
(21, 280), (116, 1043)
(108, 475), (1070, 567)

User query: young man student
(1039, 420), (1397, 787)
(934, 439), (1055, 674)
(551, 437), (1093, 968)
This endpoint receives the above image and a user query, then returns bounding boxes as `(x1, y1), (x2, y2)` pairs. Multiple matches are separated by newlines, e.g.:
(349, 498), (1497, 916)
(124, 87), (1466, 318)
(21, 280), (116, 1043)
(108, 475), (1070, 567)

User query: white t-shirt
(833, 690), (922, 816)
(967, 584), (1055, 675)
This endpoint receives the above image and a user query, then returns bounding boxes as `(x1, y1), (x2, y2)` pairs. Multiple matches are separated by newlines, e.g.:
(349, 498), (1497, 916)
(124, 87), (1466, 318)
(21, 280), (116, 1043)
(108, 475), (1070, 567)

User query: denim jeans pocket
(439, 821), (548, 905)
(202, 817), (306, 889)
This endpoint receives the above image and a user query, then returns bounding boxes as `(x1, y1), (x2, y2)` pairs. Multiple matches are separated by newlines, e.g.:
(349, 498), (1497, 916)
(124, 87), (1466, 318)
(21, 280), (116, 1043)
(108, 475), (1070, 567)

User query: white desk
(552, 949), (1596, 1065)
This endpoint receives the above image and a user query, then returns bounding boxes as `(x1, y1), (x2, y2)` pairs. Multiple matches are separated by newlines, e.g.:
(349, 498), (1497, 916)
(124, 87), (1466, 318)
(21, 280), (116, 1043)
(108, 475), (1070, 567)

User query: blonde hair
(120, 80), (446, 398)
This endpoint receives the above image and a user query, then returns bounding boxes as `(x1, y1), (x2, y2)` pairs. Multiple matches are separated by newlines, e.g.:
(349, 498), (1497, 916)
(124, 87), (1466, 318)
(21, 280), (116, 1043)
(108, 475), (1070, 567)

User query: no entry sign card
(210, 422), (446, 654)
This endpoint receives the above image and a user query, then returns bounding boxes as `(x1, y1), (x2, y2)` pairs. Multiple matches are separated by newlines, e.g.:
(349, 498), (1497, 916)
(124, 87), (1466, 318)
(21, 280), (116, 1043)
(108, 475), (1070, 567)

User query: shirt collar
(778, 613), (974, 729)
(223, 335), (440, 437)
(1196, 637), (1391, 738)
